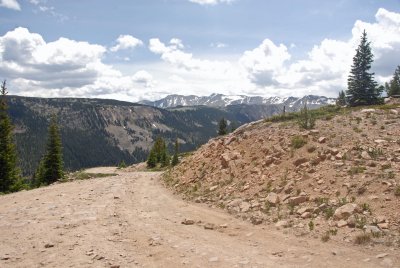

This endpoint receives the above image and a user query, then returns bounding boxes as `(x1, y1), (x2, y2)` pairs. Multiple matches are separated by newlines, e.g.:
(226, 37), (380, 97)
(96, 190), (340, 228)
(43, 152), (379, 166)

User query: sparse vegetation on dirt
(291, 135), (307, 149)
(395, 186), (400, 197)
(297, 103), (316, 129)
(67, 171), (118, 181)
(354, 233), (372, 245)
(267, 105), (343, 124)
(321, 232), (331, 242)
(167, 103), (400, 248)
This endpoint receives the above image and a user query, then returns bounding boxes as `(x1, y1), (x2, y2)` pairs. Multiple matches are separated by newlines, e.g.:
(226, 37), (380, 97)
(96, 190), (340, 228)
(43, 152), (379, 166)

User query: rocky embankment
(166, 106), (400, 246)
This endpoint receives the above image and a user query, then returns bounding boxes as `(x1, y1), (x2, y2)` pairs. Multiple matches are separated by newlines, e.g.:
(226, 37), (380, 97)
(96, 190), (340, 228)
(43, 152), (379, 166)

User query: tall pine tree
(160, 139), (170, 167)
(385, 65), (400, 97)
(146, 149), (157, 168)
(336, 90), (346, 106)
(218, 117), (227, 135)
(0, 80), (20, 192)
(35, 114), (64, 185)
(171, 138), (179, 166)
(346, 30), (381, 106)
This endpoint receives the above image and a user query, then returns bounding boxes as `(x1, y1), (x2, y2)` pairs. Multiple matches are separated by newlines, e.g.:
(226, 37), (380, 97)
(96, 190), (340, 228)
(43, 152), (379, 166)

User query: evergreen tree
(0, 80), (20, 192)
(152, 137), (164, 163)
(36, 114), (64, 185)
(218, 117), (227, 135)
(230, 121), (238, 133)
(346, 30), (381, 106)
(146, 136), (169, 168)
(32, 159), (45, 187)
(146, 148), (157, 168)
(336, 90), (347, 106)
(171, 138), (179, 166)
(386, 65), (400, 97)
(160, 140), (169, 167)
(117, 160), (127, 169)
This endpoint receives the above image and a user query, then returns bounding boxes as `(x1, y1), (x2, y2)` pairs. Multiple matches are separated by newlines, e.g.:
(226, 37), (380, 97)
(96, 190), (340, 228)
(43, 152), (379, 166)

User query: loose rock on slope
(167, 106), (400, 247)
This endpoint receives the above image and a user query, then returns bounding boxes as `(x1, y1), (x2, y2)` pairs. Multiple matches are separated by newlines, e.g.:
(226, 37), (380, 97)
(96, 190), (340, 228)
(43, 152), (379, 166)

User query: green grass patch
(348, 165), (366, 175)
(266, 105), (344, 124)
(291, 135), (307, 149)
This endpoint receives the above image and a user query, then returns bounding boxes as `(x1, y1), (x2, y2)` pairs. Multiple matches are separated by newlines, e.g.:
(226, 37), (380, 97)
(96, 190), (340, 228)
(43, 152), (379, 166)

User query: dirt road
(0, 169), (398, 267)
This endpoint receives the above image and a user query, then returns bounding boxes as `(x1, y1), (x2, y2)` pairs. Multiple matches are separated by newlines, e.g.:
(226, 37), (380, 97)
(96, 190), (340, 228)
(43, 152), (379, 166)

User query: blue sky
(0, 0), (399, 101)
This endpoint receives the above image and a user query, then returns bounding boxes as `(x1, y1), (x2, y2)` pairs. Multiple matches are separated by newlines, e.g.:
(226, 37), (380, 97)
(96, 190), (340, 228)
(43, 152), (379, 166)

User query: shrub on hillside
(291, 135), (307, 149)
(297, 103), (315, 129)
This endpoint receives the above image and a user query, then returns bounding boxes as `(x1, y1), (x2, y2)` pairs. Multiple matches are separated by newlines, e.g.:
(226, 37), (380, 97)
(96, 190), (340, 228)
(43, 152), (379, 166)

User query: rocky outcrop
(334, 204), (360, 220)
(167, 105), (400, 245)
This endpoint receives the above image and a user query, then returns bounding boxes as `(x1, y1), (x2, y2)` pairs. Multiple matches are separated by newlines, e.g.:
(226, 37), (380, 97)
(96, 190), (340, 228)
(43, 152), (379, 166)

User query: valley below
(7, 94), (333, 176)
(0, 168), (398, 268)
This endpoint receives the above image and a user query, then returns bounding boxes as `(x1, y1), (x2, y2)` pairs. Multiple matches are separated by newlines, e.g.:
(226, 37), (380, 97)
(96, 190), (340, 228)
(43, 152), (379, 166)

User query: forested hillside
(8, 96), (332, 176)
(8, 96), (279, 176)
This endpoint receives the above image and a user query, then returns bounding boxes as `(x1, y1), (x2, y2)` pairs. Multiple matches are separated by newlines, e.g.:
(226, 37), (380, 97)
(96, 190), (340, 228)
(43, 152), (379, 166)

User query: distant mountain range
(139, 93), (336, 109)
(8, 96), (280, 176)
(8, 94), (335, 176)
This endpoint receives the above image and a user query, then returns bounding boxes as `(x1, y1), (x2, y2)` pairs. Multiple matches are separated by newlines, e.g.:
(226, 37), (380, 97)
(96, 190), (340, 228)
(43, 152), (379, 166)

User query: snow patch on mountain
(140, 94), (336, 109)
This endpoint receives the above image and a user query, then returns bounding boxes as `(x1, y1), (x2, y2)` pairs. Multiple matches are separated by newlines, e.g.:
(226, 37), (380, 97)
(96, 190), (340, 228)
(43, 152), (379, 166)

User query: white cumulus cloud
(149, 38), (232, 72)
(352, 8), (400, 80)
(0, 27), (154, 101)
(149, 38), (197, 70)
(239, 8), (400, 97)
(132, 70), (154, 87)
(239, 39), (291, 86)
(148, 38), (247, 96)
(169, 38), (184, 49)
(110, 35), (143, 52)
(1, 8), (399, 101)
(139, 8), (400, 99)
(280, 38), (352, 95)
(0, 0), (20, 10)
(0, 27), (105, 89)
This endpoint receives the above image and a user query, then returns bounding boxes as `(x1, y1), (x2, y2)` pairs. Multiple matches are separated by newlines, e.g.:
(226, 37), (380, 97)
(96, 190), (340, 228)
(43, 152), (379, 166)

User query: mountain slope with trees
(8, 96), (301, 176)
(0, 81), (20, 192)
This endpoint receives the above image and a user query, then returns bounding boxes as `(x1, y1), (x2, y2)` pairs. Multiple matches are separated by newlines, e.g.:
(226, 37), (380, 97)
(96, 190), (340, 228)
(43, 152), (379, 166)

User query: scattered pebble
(204, 223), (216, 230)
(181, 219), (195, 225)
(376, 253), (389, 259)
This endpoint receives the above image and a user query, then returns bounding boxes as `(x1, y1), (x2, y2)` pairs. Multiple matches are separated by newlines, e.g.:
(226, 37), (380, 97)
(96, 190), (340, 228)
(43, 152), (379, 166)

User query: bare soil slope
(1, 170), (398, 267)
(168, 106), (400, 248)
